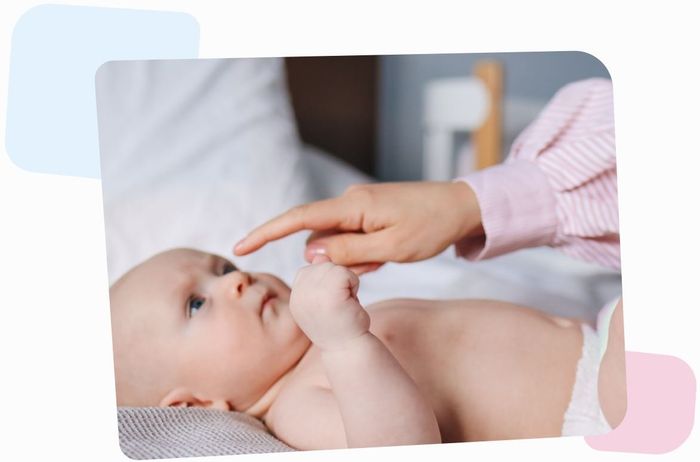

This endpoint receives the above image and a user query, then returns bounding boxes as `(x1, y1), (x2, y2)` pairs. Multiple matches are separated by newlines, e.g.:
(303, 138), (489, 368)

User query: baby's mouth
(259, 291), (277, 318)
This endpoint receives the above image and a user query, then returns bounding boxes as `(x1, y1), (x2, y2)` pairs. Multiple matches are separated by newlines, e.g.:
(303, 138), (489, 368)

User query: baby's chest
(291, 305), (460, 388)
(367, 305), (469, 394)
(369, 303), (459, 361)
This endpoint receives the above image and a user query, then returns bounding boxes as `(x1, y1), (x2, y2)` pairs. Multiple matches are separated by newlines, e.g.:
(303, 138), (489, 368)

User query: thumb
(306, 230), (394, 267)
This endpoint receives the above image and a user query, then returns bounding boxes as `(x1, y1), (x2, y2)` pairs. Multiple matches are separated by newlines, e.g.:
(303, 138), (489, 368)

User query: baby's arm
(288, 255), (441, 448)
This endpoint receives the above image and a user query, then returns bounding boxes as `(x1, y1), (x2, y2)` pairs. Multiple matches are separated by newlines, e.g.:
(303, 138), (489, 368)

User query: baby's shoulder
(264, 348), (327, 418)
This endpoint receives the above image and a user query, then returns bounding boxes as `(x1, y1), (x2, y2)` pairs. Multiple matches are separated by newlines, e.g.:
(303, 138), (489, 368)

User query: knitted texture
(117, 407), (294, 459)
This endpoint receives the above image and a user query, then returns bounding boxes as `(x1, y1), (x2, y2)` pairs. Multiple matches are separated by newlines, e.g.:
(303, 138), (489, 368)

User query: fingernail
(234, 239), (246, 253)
(305, 242), (327, 259)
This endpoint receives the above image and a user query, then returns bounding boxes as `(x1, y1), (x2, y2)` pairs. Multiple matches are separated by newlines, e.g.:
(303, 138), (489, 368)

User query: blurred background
(285, 51), (610, 182)
(98, 51), (620, 324)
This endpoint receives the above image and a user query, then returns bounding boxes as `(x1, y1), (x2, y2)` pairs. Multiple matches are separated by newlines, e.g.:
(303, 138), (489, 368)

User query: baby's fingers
(348, 269), (360, 298)
(311, 254), (331, 265)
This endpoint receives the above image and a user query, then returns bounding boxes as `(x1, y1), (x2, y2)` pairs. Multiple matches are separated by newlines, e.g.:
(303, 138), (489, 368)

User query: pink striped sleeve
(455, 78), (620, 270)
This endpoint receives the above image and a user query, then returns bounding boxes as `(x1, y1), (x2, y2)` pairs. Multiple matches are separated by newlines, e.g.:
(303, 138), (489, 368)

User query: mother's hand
(234, 182), (484, 274)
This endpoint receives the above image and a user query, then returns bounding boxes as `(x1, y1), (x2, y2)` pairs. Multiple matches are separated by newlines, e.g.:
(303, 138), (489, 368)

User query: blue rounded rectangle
(5, 4), (199, 178)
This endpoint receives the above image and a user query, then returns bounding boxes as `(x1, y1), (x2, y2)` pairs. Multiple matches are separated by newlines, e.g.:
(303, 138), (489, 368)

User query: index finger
(233, 196), (362, 256)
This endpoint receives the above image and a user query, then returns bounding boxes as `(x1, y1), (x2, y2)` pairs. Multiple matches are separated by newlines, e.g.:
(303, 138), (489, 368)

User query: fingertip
(306, 242), (330, 263)
(306, 241), (327, 256)
(234, 236), (263, 256)
(233, 239), (248, 256)
(311, 254), (331, 264)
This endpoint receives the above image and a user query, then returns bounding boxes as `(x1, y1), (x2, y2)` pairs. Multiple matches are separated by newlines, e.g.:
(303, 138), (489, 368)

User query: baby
(109, 248), (626, 450)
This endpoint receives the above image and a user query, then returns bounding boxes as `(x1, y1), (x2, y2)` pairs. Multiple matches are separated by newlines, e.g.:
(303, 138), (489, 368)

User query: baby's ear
(159, 387), (231, 411)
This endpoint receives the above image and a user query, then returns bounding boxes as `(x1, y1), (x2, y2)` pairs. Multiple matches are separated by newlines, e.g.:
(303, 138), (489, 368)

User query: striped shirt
(456, 78), (620, 271)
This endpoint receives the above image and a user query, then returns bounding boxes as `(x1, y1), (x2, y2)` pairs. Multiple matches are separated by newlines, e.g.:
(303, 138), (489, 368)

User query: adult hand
(234, 181), (484, 274)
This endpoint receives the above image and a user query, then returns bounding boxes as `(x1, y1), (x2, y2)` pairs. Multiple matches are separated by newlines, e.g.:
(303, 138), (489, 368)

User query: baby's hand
(290, 255), (370, 350)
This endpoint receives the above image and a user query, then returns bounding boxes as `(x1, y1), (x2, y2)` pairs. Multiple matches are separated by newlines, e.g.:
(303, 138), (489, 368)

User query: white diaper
(560, 298), (620, 436)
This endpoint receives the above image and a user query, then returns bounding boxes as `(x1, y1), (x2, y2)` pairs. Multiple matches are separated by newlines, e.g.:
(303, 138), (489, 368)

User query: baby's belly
(367, 299), (584, 442)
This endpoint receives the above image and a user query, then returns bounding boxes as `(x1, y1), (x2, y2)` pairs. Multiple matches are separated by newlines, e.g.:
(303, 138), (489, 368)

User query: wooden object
(473, 60), (504, 170)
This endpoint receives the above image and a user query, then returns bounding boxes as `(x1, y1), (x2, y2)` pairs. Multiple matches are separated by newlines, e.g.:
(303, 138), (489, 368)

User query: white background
(0, 0), (698, 460)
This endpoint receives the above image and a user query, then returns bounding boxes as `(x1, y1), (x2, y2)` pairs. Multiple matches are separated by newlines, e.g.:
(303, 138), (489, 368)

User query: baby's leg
(598, 299), (626, 428)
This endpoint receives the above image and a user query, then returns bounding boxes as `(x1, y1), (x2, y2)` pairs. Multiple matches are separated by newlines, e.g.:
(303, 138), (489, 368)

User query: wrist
(449, 181), (484, 240)
(318, 330), (375, 355)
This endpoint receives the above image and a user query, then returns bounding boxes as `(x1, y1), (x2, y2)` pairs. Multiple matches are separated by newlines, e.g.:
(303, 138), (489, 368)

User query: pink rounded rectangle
(586, 352), (696, 454)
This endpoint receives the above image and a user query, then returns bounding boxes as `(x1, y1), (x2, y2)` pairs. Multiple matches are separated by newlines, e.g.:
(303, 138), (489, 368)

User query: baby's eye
(187, 296), (206, 318)
(222, 261), (237, 276)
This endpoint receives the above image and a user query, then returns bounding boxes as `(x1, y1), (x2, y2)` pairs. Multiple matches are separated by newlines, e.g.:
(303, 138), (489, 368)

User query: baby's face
(110, 248), (309, 410)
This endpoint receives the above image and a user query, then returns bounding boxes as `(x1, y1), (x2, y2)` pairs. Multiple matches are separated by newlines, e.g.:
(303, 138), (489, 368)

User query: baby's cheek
(182, 323), (240, 370)
(211, 325), (248, 361)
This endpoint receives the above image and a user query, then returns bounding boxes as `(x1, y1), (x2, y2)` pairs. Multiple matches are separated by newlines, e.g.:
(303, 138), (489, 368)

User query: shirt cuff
(454, 160), (559, 260)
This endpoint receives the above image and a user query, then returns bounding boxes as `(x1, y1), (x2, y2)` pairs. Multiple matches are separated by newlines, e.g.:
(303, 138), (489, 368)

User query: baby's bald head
(110, 254), (182, 406)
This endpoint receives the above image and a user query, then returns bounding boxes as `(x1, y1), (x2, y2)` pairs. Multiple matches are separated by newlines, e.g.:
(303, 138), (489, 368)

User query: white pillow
(97, 58), (314, 284)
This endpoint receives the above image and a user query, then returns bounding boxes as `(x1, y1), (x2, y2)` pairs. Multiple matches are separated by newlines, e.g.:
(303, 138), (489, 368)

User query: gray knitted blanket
(117, 407), (294, 459)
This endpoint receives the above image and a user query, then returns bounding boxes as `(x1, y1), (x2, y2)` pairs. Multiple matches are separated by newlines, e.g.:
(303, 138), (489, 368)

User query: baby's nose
(225, 271), (252, 298)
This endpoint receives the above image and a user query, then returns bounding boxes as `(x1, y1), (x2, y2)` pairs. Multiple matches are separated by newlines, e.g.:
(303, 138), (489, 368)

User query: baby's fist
(290, 255), (370, 350)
